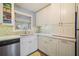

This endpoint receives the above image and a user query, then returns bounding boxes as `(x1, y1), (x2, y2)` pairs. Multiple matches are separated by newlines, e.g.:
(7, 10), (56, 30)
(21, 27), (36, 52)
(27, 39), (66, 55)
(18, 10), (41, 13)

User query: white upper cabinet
(61, 3), (75, 24)
(36, 3), (75, 25)
(13, 4), (33, 31)
(36, 4), (60, 26)
(60, 3), (75, 38)
(63, 24), (75, 38)
(48, 4), (60, 25)
(36, 3), (75, 38)
(36, 3), (75, 26)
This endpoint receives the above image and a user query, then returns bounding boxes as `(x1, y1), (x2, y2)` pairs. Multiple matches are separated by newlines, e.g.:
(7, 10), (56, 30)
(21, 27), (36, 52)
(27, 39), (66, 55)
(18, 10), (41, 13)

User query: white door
(58, 39), (75, 56)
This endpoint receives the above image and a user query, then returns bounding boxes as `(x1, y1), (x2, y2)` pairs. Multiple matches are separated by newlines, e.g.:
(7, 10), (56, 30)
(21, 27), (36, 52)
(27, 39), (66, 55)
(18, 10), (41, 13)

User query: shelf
(3, 11), (11, 14)
(15, 10), (32, 17)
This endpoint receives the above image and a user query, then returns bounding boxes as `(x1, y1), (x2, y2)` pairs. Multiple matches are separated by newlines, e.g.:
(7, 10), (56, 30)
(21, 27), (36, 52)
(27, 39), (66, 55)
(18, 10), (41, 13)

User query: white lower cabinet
(38, 35), (75, 56)
(38, 36), (57, 56)
(20, 35), (37, 56)
(57, 39), (75, 56)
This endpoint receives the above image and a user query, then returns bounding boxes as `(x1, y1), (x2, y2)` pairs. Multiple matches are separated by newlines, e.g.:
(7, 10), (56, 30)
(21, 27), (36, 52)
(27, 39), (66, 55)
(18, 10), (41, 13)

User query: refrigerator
(77, 8), (79, 55)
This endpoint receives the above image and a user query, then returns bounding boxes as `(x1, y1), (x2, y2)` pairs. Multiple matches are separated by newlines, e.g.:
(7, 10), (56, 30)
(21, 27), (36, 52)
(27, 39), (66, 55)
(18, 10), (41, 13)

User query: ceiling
(15, 3), (50, 12)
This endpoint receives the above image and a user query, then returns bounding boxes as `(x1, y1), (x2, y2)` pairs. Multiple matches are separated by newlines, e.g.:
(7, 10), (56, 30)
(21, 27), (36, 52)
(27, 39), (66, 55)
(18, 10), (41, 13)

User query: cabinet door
(48, 3), (60, 25)
(38, 36), (49, 55)
(52, 24), (61, 35)
(36, 4), (60, 26)
(26, 35), (37, 55)
(58, 39), (75, 56)
(29, 35), (38, 53)
(0, 3), (3, 23)
(20, 35), (37, 56)
(38, 36), (58, 56)
(48, 38), (58, 56)
(20, 36), (29, 56)
(63, 24), (75, 38)
(61, 3), (75, 24)
(60, 3), (75, 38)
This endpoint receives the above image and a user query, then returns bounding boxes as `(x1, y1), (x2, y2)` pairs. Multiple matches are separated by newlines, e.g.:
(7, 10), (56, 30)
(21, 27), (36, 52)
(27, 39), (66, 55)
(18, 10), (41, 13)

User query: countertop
(0, 34), (35, 42)
(37, 33), (76, 42)
(0, 35), (20, 46)
(0, 33), (76, 42)
(0, 35), (20, 42)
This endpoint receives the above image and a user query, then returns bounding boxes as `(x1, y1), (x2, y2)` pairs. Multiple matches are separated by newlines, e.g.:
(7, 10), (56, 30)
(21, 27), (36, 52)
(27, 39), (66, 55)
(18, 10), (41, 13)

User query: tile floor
(29, 51), (46, 56)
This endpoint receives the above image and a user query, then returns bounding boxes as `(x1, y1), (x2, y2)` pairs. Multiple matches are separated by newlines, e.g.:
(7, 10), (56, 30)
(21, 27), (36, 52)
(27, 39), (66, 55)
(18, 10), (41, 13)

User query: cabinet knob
(59, 22), (60, 26)
(59, 22), (63, 26)
(61, 22), (63, 26)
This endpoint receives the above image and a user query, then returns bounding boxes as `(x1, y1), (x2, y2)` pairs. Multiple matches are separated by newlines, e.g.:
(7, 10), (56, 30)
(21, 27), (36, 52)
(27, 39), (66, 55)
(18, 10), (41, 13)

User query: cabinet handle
(59, 22), (63, 26)
(59, 22), (60, 26)
(61, 22), (63, 26)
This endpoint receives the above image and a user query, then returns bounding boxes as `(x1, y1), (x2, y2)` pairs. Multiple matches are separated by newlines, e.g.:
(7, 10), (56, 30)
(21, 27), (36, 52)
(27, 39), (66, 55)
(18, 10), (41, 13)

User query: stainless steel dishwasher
(0, 38), (20, 56)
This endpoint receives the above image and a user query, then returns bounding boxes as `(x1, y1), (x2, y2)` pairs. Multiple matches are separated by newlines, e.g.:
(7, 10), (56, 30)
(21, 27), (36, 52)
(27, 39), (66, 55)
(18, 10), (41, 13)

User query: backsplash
(36, 25), (55, 34)
(0, 24), (25, 36)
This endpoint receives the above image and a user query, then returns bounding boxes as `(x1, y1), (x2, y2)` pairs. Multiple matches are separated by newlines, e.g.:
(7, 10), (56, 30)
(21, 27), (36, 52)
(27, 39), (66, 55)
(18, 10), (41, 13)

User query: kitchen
(0, 3), (78, 56)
